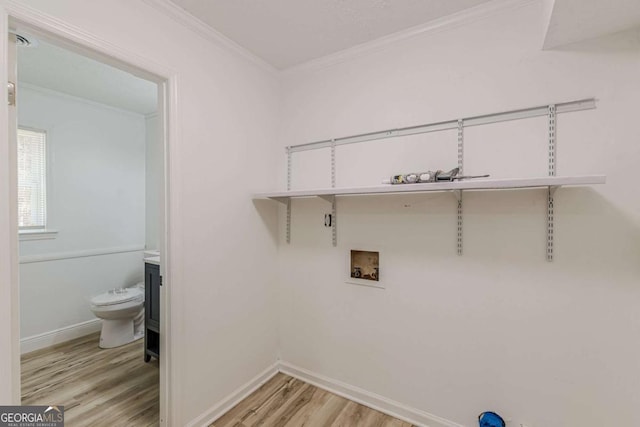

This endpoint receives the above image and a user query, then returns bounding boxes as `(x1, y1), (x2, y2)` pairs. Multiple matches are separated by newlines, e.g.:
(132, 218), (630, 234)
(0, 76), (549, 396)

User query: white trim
(283, 0), (537, 75)
(18, 229), (58, 241)
(1, 9), (22, 404)
(142, 0), (277, 75)
(278, 362), (464, 427)
(18, 82), (148, 118)
(185, 363), (280, 427)
(19, 244), (144, 264)
(161, 73), (183, 427)
(20, 318), (102, 355)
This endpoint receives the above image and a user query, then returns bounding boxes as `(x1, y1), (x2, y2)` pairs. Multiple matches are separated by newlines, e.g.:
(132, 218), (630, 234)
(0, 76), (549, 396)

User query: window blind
(17, 128), (47, 229)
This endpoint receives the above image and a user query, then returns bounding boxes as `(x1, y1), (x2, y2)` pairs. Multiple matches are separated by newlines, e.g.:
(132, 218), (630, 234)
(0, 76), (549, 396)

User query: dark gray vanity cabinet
(144, 262), (161, 362)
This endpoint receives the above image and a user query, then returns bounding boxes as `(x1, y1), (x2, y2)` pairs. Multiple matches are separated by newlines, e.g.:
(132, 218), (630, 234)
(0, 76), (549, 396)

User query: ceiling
(544, 0), (640, 49)
(167, 0), (494, 69)
(16, 1), (636, 107)
(18, 38), (158, 115)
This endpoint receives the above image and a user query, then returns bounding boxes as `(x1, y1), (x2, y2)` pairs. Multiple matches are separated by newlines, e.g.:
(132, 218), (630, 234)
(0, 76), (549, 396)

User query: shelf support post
(547, 105), (556, 261)
(548, 105), (556, 177)
(286, 198), (292, 244)
(331, 196), (337, 247)
(457, 119), (464, 175)
(286, 146), (292, 244)
(319, 195), (338, 246)
(457, 120), (464, 255)
(547, 187), (554, 261)
(331, 139), (336, 188)
(330, 140), (337, 246)
(457, 192), (463, 255)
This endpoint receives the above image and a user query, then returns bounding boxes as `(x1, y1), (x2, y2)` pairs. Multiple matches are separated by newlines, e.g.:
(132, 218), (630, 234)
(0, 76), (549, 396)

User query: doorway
(3, 11), (174, 426)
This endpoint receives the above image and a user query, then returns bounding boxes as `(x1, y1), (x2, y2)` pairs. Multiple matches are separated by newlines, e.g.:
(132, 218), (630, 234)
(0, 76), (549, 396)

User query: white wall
(278, 3), (640, 427)
(0, 0), (280, 423)
(6, 1), (637, 426)
(17, 85), (146, 342)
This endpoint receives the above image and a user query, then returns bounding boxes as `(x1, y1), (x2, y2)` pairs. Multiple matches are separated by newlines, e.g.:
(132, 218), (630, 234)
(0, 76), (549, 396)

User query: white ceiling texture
(167, 0), (494, 69)
(18, 39), (158, 115)
(16, 0), (640, 109)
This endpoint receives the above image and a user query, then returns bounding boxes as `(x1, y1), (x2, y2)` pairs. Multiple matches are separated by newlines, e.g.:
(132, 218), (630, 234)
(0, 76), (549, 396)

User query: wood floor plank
(282, 387), (333, 426)
(259, 383), (316, 426)
(332, 401), (369, 427)
(213, 373), (293, 427)
(210, 374), (416, 427)
(236, 378), (309, 426)
(21, 332), (159, 426)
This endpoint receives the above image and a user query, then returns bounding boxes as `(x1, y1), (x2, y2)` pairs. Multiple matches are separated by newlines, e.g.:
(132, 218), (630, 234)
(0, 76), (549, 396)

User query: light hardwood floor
(23, 335), (412, 426)
(211, 373), (415, 427)
(21, 332), (159, 427)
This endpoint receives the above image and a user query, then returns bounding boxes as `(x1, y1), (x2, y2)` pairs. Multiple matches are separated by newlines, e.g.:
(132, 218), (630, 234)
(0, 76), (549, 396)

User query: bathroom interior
(15, 33), (163, 423)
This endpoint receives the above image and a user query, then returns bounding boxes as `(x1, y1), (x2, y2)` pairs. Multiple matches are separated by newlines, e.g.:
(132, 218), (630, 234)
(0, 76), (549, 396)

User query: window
(18, 128), (47, 230)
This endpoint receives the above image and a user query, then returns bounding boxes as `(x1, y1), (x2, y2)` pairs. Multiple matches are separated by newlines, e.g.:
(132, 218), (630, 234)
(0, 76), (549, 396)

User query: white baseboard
(21, 318), (102, 354)
(186, 363), (280, 427)
(186, 360), (462, 427)
(278, 361), (464, 427)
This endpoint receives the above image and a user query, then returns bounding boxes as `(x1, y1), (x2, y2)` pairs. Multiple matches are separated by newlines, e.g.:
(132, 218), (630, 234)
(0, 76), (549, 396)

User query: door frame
(0, 2), (181, 425)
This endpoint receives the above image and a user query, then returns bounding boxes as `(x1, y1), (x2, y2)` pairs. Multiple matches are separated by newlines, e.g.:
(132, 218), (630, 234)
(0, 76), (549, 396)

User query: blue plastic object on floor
(479, 411), (506, 427)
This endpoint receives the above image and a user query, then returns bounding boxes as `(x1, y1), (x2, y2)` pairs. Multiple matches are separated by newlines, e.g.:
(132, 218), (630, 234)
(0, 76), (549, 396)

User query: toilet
(90, 282), (145, 349)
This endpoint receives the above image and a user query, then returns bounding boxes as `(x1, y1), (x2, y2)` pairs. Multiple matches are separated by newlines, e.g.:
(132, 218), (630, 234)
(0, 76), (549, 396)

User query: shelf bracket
(271, 197), (290, 205)
(318, 195), (335, 203)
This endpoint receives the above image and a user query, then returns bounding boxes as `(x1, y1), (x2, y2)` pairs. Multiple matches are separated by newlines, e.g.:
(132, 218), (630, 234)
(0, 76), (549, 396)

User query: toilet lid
(91, 288), (143, 306)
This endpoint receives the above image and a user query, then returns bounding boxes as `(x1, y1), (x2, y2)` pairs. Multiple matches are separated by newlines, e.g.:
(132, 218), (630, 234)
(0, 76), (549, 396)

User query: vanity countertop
(144, 256), (160, 266)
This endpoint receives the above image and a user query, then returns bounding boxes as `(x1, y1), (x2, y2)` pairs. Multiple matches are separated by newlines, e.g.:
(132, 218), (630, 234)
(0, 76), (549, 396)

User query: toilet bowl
(90, 283), (144, 349)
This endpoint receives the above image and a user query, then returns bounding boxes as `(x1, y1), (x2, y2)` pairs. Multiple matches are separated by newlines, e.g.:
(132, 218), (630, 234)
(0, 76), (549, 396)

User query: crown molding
(283, 0), (538, 75)
(142, 0), (278, 75)
(143, 0), (536, 76)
